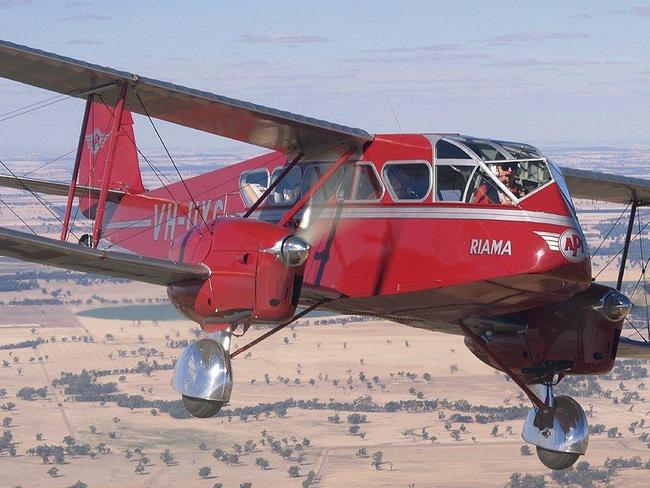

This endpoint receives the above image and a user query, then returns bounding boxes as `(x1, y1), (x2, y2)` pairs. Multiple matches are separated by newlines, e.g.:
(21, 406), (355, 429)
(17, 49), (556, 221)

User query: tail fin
(78, 101), (144, 217)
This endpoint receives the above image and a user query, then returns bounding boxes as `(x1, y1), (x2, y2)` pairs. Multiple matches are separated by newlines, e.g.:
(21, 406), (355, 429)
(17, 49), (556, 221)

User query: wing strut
(91, 82), (128, 247)
(61, 93), (94, 242)
(617, 202), (638, 290)
(242, 151), (304, 218)
(278, 147), (356, 227)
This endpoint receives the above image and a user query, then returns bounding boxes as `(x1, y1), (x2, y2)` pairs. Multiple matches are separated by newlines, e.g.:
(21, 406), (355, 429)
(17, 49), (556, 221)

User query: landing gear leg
(522, 383), (588, 470)
(172, 326), (233, 418)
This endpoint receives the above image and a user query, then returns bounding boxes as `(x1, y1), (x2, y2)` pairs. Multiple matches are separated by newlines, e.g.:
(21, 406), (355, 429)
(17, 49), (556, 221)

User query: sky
(0, 0), (649, 154)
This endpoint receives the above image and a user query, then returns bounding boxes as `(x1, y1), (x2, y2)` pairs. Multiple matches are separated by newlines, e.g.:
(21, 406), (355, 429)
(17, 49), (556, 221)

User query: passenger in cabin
(387, 172), (417, 200)
(283, 183), (301, 203)
(472, 162), (525, 205)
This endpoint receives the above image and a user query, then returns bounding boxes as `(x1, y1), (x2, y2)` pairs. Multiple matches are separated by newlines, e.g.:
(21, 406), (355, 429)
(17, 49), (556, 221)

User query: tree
(135, 461), (146, 475)
(198, 466), (212, 479)
(288, 465), (300, 477)
(36, 433), (43, 441)
(68, 482), (88, 488)
(2, 417), (11, 427)
(160, 449), (175, 466)
(199, 442), (208, 451)
(47, 467), (59, 478)
(372, 451), (383, 469)
(356, 448), (367, 457)
(520, 445), (532, 456)
(491, 425), (499, 437)
(244, 439), (256, 453)
(255, 457), (270, 470)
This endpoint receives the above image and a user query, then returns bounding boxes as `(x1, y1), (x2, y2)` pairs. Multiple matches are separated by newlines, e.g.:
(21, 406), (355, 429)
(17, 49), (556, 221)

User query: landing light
(602, 292), (632, 321)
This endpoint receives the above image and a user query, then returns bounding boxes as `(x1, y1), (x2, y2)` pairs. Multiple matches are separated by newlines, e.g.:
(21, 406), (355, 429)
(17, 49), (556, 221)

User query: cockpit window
(436, 140), (472, 160)
(467, 160), (552, 205)
(466, 166), (515, 205)
(464, 141), (507, 161)
(497, 142), (542, 160)
(383, 162), (431, 201)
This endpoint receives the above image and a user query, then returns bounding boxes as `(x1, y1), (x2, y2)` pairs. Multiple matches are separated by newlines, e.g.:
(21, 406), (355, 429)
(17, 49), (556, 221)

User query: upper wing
(560, 167), (650, 204)
(0, 39), (372, 156)
(0, 226), (208, 286)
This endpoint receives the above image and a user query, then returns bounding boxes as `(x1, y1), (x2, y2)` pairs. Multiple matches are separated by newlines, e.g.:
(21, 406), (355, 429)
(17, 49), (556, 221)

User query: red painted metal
(463, 283), (624, 381)
(168, 218), (306, 326)
(91, 82), (128, 247)
(61, 93), (94, 242)
(81, 125), (608, 384)
(459, 323), (548, 411)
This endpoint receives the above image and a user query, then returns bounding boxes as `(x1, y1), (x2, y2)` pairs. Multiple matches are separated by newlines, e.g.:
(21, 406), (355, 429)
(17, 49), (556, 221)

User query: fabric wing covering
(0, 39), (372, 156)
(0, 227), (209, 286)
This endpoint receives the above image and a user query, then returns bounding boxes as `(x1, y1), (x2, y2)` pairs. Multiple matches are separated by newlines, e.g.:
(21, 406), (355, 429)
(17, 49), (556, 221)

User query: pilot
(472, 162), (524, 205)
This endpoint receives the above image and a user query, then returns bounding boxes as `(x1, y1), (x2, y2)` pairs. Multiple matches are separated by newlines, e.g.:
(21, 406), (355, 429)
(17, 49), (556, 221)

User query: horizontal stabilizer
(0, 39), (373, 155)
(0, 226), (209, 285)
(0, 174), (124, 202)
(616, 336), (650, 359)
(560, 167), (650, 205)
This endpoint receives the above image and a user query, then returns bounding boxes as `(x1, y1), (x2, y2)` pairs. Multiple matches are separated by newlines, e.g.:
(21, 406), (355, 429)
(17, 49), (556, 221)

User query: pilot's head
(496, 162), (518, 186)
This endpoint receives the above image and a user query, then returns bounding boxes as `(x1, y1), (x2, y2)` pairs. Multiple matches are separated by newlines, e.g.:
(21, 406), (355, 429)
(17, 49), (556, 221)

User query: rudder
(78, 100), (144, 217)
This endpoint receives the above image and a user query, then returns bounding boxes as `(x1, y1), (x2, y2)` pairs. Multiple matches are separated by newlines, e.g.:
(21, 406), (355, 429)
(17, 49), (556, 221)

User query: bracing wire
(591, 202), (630, 259)
(133, 88), (210, 232)
(102, 141), (346, 251)
(0, 158), (82, 242)
(593, 219), (650, 281)
(0, 195), (37, 235)
(0, 92), (70, 119)
(21, 148), (77, 177)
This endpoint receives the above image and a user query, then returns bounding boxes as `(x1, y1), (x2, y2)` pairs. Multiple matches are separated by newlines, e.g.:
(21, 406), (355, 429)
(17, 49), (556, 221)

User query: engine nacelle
(464, 283), (632, 381)
(168, 218), (309, 327)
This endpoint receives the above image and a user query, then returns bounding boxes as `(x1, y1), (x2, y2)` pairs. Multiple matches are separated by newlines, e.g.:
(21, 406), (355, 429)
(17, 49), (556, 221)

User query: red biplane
(2, 39), (650, 469)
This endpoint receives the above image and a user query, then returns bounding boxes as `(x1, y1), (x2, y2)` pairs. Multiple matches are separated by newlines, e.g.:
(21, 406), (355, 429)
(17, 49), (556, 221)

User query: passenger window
(269, 166), (302, 206)
(351, 164), (383, 201)
(436, 165), (474, 201)
(240, 169), (269, 207)
(383, 162), (430, 201)
(302, 164), (350, 202)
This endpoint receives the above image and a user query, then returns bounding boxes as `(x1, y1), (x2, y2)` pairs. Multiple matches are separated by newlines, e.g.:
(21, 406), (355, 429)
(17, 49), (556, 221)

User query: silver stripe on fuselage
(256, 206), (576, 228)
(106, 206), (575, 231)
(106, 218), (152, 229)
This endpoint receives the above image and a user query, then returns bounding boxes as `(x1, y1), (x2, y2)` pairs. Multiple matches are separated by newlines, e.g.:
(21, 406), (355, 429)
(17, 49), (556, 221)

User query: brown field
(1, 295), (650, 488)
(0, 173), (649, 487)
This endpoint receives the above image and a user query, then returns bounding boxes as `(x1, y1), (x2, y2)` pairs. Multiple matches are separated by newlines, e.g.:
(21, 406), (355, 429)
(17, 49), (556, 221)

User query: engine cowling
(464, 283), (632, 381)
(167, 218), (309, 328)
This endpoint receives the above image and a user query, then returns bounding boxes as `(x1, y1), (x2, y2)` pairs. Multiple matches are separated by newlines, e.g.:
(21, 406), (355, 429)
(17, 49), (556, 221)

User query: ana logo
(559, 229), (587, 262)
(84, 128), (111, 155)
